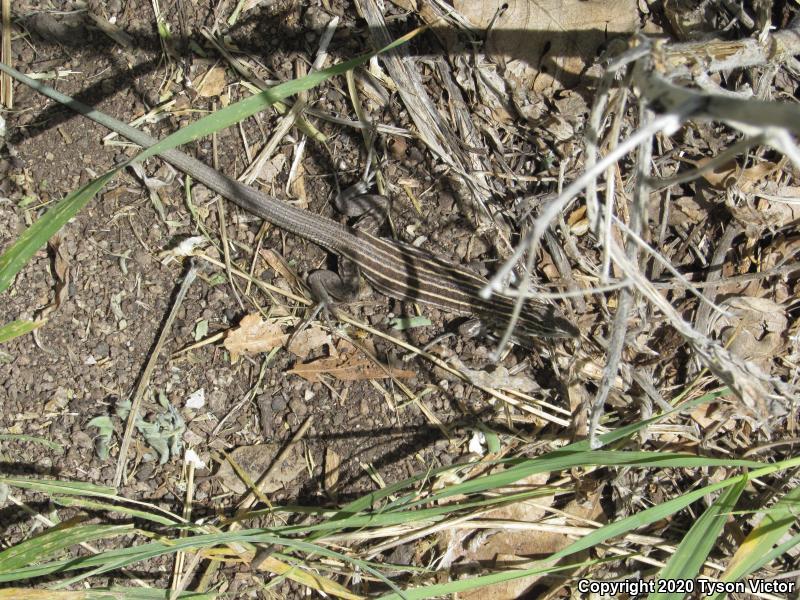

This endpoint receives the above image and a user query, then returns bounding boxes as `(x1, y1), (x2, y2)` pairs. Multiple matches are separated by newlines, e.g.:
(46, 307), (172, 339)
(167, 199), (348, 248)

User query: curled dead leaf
(324, 447), (342, 498)
(224, 314), (288, 356)
(710, 297), (787, 372)
(438, 472), (571, 599)
(289, 343), (414, 383)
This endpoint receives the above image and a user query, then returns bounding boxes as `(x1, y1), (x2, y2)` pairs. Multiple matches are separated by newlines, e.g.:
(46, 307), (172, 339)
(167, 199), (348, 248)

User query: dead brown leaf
(324, 447), (342, 499)
(286, 325), (332, 360)
(289, 163), (308, 206)
(567, 204), (589, 236)
(37, 234), (70, 321)
(439, 473), (569, 599)
(688, 156), (739, 189)
(664, 0), (718, 40)
(710, 297), (787, 372)
(738, 157), (786, 193)
(691, 402), (724, 429)
(751, 192), (800, 228)
(224, 314), (288, 356)
(195, 65), (227, 97)
(289, 344), (414, 383)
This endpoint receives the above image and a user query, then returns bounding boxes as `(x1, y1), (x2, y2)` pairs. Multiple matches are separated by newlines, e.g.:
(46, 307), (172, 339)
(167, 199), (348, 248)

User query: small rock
(311, 5), (334, 26)
(289, 397), (307, 417)
(271, 395), (287, 412)
(208, 389), (227, 413)
(137, 463), (154, 480)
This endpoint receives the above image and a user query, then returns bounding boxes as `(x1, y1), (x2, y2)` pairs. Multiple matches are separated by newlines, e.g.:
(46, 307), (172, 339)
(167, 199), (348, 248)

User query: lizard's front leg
(306, 181), (390, 308)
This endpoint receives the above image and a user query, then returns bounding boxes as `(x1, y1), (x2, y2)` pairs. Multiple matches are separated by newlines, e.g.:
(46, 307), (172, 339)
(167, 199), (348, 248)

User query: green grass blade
(52, 497), (182, 526)
(649, 477), (746, 600)
(0, 319), (45, 343)
(418, 450), (761, 508)
(333, 389), (730, 518)
(0, 26), (422, 297)
(0, 523), (132, 572)
(0, 589), (216, 599)
(0, 173), (116, 293)
(0, 476), (116, 498)
(707, 484), (800, 599)
(375, 557), (608, 600)
(124, 30), (422, 166)
(0, 434), (63, 451)
(742, 532), (800, 576)
(83, 590), (216, 600)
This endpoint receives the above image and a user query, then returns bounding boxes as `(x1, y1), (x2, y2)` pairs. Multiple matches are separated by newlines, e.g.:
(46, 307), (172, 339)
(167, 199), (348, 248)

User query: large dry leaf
(454, 0), (637, 93)
(438, 473), (559, 599)
(709, 297), (787, 372)
(225, 314), (337, 360)
(462, 486), (603, 599)
(286, 325), (333, 360)
(224, 314), (288, 356)
(195, 65), (227, 97)
(38, 234), (70, 319)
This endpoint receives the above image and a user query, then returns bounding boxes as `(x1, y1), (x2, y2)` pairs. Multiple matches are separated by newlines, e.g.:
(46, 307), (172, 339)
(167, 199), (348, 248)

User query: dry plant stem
(197, 252), (310, 305)
(491, 243), (533, 357)
(611, 215), (726, 314)
(239, 16), (338, 185)
(114, 261), (199, 487)
(647, 134), (766, 190)
(543, 230), (585, 312)
(356, 0), (511, 253)
(600, 87), (630, 282)
(585, 44), (649, 231)
(170, 460), (196, 599)
(652, 260), (800, 290)
(693, 223), (743, 337)
(720, 0), (756, 29)
(1, 0), (10, 107)
(211, 352), (272, 436)
(607, 238), (782, 423)
(202, 27), (409, 139)
(484, 110), (688, 300)
(589, 105), (653, 449)
(346, 69), (374, 157)
(658, 25), (800, 78)
(499, 27), (800, 306)
(634, 62), (800, 167)
(214, 119), (246, 313)
(335, 312), (571, 426)
(503, 278), (633, 301)
(365, 506), (501, 560)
